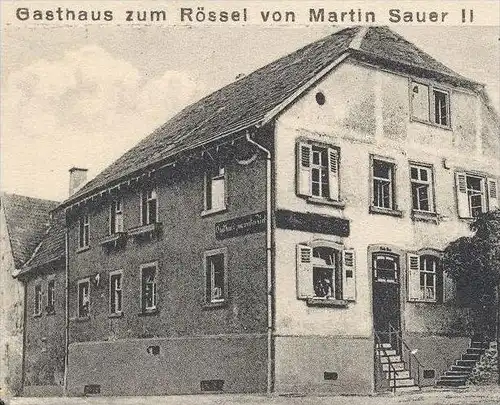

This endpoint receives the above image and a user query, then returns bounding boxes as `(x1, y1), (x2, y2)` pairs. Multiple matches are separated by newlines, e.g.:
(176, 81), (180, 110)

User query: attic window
(315, 92), (326, 106)
(410, 81), (450, 128)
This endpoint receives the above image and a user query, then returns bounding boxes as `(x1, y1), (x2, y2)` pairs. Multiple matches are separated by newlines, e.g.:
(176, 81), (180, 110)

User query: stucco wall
(272, 59), (498, 391)
(0, 206), (24, 397)
(66, 155), (268, 393)
(22, 263), (66, 395)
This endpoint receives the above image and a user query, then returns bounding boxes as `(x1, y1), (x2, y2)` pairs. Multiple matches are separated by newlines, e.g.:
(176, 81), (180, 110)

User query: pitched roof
(1, 193), (58, 269)
(62, 26), (481, 207)
(19, 212), (66, 275)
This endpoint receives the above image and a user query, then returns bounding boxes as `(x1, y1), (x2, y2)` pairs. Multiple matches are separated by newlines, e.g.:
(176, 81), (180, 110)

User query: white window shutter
(411, 82), (430, 121)
(297, 142), (312, 197)
(296, 244), (314, 299)
(407, 254), (421, 301)
(455, 172), (469, 218)
(327, 148), (340, 201)
(487, 178), (499, 211)
(342, 248), (356, 301)
(443, 270), (456, 303)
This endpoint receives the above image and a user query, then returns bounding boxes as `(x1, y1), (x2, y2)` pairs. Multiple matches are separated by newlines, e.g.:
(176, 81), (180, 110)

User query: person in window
(314, 271), (333, 298)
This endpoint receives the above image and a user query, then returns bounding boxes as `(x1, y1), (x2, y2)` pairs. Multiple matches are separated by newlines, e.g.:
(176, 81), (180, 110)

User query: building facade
(43, 26), (500, 396)
(0, 193), (57, 397)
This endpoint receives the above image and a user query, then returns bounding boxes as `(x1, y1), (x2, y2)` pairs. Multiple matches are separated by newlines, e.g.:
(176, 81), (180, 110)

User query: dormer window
(410, 81), (450, 128)
(141, 187), (158, 226)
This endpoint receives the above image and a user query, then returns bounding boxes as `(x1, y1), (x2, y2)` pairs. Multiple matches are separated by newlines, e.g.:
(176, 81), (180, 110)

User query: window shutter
(342, 248), (356, 301)
(443, 270), (456, 303)
(407, 253), (421, 301)
(296, 244), (314, 299)
(327, 148), (340, 201)
(411, 82), (430, 122)
(487, 178), (499, 211)
(297, 142), (312, 197)
(455, 172), (469, 218)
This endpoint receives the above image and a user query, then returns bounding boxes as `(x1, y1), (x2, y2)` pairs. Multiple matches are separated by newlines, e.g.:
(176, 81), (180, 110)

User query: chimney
(69, 167), (88, 197)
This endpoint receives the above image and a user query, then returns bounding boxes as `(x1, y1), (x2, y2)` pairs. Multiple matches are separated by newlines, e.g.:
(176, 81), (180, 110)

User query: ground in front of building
(3, 386), (500, 405)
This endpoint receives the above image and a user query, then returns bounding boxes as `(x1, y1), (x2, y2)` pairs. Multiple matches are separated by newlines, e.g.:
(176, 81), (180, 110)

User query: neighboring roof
(62, 26), (482, 208)
(1, 193), (58, 269)
(19, 212), (66, 276)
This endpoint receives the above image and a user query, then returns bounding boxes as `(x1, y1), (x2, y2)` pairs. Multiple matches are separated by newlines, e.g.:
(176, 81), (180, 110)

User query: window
(77, 279), (90, 318)
(297, 141), (340, 202)
(204, 166), (226, 213)
(373, 253), (399, 283)
(34, 285), (42, 316)
(407, 253), (455, 303)
(204, 249), (227, 305)
(410, 164), (434, 212)
(411, 81), (450, 127)
(109, 271), (123, 315)
(371, 157), (397, 211)
(296, 243), (356, 302)
(110, 199), (124, 234)
(46, 280), (55, 314)
(141, 264), (157, 312)
(456, 173), (498, 218)
(141, 188), (157, 226)
(79, 213), (90, 248)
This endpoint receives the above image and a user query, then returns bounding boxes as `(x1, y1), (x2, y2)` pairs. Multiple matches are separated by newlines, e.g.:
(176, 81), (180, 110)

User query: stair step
(394, 385), (420, 392)
(456, 359), (477, 367)
(470, 342), (489, 349)
(380, 355), (402, 363)
(462, 353), (481, 361)
(385, 370), (410, 379)
(377, 349), (397, 356)
(376, 343), (392, 349)
(466, 347), (484, 355)
(436, 379), (467, 387)
(445, 370), (470, 377)
(382, 362), (405, 372)
(390, 378), (415, 387)
(439, 375), (468, 381)
(451, 364), (473, 371)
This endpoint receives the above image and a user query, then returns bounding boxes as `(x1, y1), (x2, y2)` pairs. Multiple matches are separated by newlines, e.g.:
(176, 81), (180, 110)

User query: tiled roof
(62, 26), (480, 207)
(1, 193), (58, 269)
(20, 212), (66, 274)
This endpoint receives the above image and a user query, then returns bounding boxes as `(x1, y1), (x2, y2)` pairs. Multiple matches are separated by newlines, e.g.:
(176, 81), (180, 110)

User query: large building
(22, 26), (500, 396)
(0, 193), (57, 397)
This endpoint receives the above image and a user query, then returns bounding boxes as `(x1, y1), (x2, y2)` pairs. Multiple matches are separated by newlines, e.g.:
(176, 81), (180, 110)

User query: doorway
(372, 252), (401, 344)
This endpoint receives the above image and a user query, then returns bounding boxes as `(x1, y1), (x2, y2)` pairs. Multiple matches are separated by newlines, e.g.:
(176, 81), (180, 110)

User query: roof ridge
(349, 26), (369, 50)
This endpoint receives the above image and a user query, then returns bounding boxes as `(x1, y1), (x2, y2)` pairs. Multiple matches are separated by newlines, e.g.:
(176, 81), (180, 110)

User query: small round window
(315, 92), (326, 105)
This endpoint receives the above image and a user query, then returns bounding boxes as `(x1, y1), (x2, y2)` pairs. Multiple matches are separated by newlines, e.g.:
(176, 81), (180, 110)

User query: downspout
(63, 229), (69, 396)
(246, 130), (273, 394)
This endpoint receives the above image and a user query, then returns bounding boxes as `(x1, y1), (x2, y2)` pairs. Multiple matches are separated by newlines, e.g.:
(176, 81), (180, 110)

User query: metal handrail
(374, 330), (397, 393)
(388, 323), (424, 387)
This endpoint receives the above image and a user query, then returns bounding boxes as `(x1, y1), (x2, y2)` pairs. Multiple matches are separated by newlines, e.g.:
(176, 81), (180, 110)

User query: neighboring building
(16, 212), (66, 397)
(0, 193), (57, 397)
(54, 26), (499, 396)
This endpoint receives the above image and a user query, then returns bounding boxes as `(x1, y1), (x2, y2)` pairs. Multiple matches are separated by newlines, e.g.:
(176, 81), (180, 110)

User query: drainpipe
(245, 130), (273, 394)
(63, 228), (69, 396)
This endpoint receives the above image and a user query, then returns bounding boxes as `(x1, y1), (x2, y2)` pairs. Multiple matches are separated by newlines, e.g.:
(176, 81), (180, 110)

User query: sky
(1, 24), (499, 202)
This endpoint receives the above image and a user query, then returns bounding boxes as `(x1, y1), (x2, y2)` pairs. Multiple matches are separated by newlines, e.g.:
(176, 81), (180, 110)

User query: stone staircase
(435, 340), (489, 387)
(377, 343), (420, 392)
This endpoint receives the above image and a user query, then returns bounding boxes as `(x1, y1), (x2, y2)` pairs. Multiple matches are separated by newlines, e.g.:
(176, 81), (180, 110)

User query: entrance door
(372, 253), (401, 343)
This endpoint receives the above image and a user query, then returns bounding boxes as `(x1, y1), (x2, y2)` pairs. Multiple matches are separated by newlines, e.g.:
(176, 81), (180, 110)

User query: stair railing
(388, 323), (424, 387)
(374, 330), (397, 393)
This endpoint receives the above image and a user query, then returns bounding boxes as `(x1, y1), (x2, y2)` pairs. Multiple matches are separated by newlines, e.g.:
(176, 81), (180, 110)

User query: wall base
(67, 334), (267, 396)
